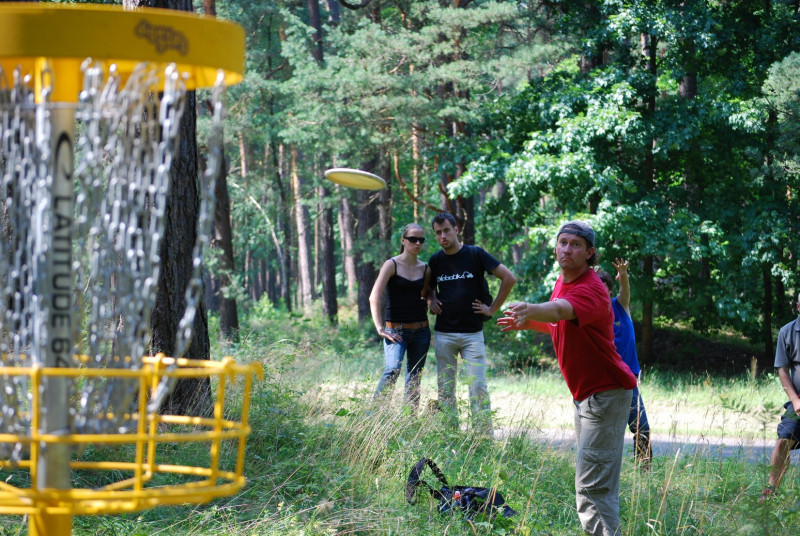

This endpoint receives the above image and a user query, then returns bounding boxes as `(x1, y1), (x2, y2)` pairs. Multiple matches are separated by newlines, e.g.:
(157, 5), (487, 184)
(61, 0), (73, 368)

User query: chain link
(0, 60), (224, 443)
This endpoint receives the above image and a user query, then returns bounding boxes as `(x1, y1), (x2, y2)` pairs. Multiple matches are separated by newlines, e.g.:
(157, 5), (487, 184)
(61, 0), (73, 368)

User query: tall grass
(4, 305), (798, 535)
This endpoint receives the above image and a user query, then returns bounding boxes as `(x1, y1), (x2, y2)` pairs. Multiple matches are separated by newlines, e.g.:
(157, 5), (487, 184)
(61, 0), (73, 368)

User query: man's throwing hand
(497, 302), (530, 331)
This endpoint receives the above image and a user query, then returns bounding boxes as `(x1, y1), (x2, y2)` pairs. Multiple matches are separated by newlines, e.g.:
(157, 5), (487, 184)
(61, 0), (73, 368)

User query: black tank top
(385, 260), (428, 323)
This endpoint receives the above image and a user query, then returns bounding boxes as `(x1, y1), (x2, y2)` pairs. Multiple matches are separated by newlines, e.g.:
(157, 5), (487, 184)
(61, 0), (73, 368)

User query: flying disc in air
(324, 168), (386, 190)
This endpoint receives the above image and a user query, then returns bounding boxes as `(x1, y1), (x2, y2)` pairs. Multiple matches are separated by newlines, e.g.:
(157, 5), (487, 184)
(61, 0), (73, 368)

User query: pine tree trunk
(763, 264), (773, 361)
(291, 147), (313, 310)
(339, 194), (357, 300)
(640, 254), (655, 364)
(273, 142), (293, 312)
(378, 163), (392, 241)
(314, 213), (320, 294)
(129, 0), (211, 417)
(318, 184), (338, 324)
(213, 153), (240, 341)
(356, 189), (379, 322)
(637, 31), (658, 366)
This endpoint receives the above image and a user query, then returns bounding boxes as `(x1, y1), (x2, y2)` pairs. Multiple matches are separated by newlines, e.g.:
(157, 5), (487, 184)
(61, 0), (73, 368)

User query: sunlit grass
(12, 305), (795, 535)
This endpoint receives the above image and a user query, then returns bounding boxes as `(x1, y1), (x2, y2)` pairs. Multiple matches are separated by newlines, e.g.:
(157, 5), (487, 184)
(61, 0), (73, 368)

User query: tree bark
(271, 141), (293, 312)
(203, 0), (238, 341)
(125, 0), (211, 417)
(637, 31), (658, 365)
(291, 146), (314, 310)
(319, 184), (338, 324)
(355, 188), (379, 322)
(763, 264), (773, 361)
(339, 193), (357, 300)
(378, 162), (393, 242)
(212, 153), (240, 341)
(308, 0), (324, 63)
(640, 255), (655, 365)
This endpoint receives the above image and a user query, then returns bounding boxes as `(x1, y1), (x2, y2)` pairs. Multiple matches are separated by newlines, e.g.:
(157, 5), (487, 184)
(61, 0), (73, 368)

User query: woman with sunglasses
(369, 223), (432, 410)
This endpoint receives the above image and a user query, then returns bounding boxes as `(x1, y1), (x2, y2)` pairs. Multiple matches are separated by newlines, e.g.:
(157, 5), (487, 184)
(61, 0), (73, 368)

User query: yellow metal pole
(30, 511), (72, 536)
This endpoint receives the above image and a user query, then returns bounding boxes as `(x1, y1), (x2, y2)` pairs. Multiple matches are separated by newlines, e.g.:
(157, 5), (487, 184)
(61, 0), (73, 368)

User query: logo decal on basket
(135, 20), (189, 55)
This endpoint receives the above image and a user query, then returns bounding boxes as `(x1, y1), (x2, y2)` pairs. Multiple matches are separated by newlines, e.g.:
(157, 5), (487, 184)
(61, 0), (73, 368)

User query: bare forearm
(369, 295), (384, 332)
(524, 300), (575, 323)
(617, 272), (630, 309)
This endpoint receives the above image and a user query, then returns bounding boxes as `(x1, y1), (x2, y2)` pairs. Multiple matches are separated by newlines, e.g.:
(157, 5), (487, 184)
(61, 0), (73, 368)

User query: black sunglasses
(403, 235), (425, 244)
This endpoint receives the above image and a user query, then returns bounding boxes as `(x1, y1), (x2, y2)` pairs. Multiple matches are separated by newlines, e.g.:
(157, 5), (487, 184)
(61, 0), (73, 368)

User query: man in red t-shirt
(498, 220), (636, 536)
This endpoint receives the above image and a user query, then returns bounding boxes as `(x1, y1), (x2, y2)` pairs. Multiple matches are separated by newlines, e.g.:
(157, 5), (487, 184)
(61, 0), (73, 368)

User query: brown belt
(385, 320), (428, 330)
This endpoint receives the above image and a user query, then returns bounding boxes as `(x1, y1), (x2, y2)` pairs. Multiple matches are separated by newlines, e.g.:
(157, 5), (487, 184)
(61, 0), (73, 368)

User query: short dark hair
(597, 269), (614, 292)
(432, 212), (457, 229)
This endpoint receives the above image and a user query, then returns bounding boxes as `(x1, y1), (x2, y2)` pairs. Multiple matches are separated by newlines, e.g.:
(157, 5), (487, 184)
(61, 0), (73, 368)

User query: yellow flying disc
(0, 2), (245, 101)
(324, 168), (387, 190)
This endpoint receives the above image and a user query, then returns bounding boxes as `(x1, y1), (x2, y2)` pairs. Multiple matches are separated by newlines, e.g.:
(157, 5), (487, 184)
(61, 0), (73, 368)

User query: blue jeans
(627, 387), (650, 435)
(374, 326), (431, 409)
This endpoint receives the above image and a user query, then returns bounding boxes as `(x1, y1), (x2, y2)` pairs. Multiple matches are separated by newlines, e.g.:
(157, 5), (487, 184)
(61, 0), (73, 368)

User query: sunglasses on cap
(403, 235), (425, 244)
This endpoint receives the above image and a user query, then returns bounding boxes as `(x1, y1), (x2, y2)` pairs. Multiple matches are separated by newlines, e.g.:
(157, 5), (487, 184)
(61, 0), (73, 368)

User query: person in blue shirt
(597, 258), (652, 467)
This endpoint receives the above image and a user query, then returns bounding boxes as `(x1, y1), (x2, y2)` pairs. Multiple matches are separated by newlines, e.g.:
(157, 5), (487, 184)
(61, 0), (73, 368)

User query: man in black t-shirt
(428, 213), (516, 435)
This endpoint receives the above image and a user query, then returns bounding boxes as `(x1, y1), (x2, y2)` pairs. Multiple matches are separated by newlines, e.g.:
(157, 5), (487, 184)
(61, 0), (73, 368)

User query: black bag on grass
(405, 457), (516, 520)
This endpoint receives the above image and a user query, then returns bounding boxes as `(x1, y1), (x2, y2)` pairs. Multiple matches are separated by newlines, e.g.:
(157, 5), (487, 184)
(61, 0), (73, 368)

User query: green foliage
(452, 0), (800, 341)
(763, 51), (800, 182)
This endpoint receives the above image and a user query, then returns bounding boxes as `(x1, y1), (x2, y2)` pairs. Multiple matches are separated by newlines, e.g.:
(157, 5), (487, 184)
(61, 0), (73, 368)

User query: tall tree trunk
(339, 194), (357, 300)
(640, 255), (655, 366)
(412, 123), (421, 222)
(267, 265), (277, 305)
(638, 31), (659, 365)
(378, 162), (393, 241)
(273, 141), (292, 312)
(314, 212), (320, 293)
(212, 152), (240, 341)
(355, 188), (379, 322)
(763, 264), (773, 361)
(761, 103), (779, 358)
(308, 0), (324, 63)
(130, 0), (212, 416)
(291, 146), (313, 310)
(202, 0), (239, 341)
(319, 184), (338, 324)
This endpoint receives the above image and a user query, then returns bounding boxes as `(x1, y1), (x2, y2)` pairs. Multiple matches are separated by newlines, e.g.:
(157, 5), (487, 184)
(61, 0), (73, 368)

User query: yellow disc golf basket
(0, 3), (260, 535)
(0, 355), (263, 512)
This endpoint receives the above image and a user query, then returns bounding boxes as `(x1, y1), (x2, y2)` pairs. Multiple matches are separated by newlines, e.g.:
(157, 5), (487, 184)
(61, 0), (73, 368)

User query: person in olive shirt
(427, 213), (516, 435)
(761, 292), (800, 501)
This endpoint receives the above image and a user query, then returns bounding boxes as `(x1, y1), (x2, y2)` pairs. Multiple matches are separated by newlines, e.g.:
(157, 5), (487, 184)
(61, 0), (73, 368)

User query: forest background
(3, 1), (799, 534)
(44, 0), (799, 379)
(191, 0), (800, 373)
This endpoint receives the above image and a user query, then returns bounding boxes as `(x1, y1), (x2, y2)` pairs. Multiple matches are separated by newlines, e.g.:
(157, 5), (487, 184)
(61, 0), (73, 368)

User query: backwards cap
(556, 220), (595, 247)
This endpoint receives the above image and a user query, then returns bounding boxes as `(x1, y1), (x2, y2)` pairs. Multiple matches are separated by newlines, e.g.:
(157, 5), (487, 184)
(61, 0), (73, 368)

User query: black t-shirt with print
(428, 245), (500, 334)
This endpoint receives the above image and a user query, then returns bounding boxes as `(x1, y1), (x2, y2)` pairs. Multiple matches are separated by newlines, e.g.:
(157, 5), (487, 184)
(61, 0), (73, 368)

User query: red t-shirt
(548, 269), (637, 401)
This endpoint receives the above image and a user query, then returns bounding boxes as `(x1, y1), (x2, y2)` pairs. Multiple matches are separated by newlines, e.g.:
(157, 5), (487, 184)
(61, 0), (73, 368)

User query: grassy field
(3, 306), (798, 535)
